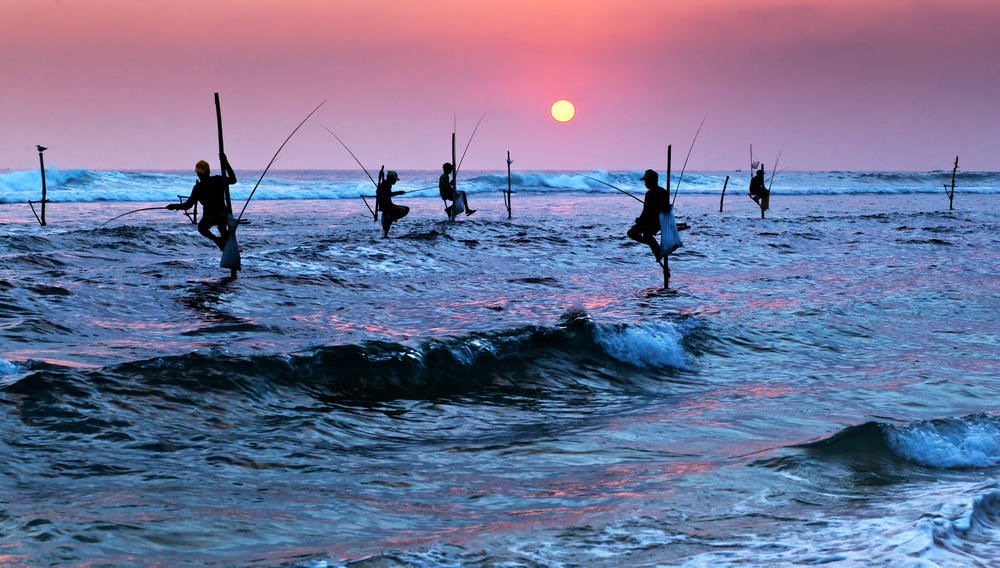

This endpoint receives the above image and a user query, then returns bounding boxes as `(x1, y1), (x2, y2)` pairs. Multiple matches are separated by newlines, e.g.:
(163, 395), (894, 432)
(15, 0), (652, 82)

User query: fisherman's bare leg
(459, 191), (476, 216)
(198, 216), (228, 251)
(627, 223), (661, 261)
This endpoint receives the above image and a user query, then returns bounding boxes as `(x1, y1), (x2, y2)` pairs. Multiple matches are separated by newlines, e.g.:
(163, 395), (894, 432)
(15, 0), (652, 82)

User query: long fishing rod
(767, 145), (784, 192)
(672, 115), (707, 206)
(581, 175), (644, 203)
(319, 125), (378, 189)
(455, 113), (486, 175)
(360, 185), (438, 198)
(238, 101), (326, 222)
(98, 206), (168, 228)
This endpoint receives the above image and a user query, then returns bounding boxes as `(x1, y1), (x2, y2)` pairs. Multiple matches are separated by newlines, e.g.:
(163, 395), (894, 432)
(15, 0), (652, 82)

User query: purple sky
(1, 0), (997, 172)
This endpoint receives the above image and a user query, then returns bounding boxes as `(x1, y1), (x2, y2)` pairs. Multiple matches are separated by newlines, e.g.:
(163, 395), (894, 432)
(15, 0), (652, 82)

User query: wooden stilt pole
(451, 132), (457, 221)
(29, 146), (50, 226)
(215, 94), (232, 216)
(947, 156), (958, 210)
(215, 93), (238, 278)
(37, 146), (48, 226)
(369, 166), (385, 222)
(506, 151), (512, 219)
(664, 145), (671, 289)
(719, 175), (729, 212)
(39, 149), (47, 226)
(666, 145), (671, 194)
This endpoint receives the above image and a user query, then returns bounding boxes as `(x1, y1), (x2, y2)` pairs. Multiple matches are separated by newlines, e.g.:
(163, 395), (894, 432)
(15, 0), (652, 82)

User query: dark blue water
(1, 191), (999, 567)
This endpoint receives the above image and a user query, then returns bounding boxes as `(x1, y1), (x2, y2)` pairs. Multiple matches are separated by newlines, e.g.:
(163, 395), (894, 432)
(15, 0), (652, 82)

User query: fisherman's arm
(167, 186), (198, 210)
(221, 152), (237, 184)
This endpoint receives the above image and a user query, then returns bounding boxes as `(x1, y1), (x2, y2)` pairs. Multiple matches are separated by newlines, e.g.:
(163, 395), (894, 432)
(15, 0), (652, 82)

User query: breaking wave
(2, 311), (689, 402)
(2, 168), (998, 204)
(801, 413), (1000, 469)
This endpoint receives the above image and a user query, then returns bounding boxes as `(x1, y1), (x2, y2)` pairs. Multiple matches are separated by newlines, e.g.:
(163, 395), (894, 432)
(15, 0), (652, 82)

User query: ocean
(1, 168), (999, 567)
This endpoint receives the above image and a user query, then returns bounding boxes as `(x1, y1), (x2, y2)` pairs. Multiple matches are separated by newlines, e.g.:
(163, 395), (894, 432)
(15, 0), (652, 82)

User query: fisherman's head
(386, 170), (399, 184)
(757, 166), (764, 176)
(195, 160), (210, 180)
(442, 162), (453, 174)
(639, 169), (659, 190)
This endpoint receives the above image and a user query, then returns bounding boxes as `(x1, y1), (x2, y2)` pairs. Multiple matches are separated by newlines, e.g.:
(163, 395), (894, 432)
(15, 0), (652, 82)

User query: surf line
(320, 126), (380, 220)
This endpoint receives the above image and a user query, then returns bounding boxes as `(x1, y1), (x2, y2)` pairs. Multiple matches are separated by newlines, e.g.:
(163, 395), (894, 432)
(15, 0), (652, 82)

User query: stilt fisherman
(627, 169), (675, 276)
(749, 165), (768, 209)
(167, 154), (236, 250)
(377, 170), (410, 237)
(439, 162), (476, 220)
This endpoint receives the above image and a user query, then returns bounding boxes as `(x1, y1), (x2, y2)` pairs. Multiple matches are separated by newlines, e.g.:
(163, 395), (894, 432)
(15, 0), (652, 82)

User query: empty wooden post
(39, 147), (47, 226)
(945, 156), (958, 210)
(28, 146), (51, 226)
(719, 175), (729, 212)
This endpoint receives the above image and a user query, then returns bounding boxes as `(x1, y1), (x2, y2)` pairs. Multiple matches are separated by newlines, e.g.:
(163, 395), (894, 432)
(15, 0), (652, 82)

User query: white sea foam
(2, 168), (998, 204)
(679, 481), (1000, 567)
(886, 415), (1000, 468)
(0, 358), (22, 375)
(594, 321), (686, 369)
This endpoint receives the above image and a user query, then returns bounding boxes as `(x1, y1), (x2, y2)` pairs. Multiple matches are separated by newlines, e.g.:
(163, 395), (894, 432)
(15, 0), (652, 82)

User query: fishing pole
(455, 113), (486, 175)
(672, 115), (707, 206)
(237, 101), (326, 222)
(98, 206), (169, 228)
(360, 185), (438, 198)
(767, 145), (784, 192)
(581, 175), (644, 203)
(319, 125), (378, 189)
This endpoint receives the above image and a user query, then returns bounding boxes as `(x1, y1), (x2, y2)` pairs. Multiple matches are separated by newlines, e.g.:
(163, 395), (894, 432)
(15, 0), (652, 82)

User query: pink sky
(1, 0), (997, 171)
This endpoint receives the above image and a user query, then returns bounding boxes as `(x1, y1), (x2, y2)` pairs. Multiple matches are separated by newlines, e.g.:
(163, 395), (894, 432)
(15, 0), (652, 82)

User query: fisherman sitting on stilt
(377, 170), (410, 237)
(439, 162), (476, 221)
(748, 165), (767, 206)
(627, 169), (672, 270)
(167, 154), (236, 250)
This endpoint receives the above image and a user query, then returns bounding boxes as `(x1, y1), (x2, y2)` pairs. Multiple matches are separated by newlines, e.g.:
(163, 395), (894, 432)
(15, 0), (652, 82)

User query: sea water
(1, 169), (999, 567)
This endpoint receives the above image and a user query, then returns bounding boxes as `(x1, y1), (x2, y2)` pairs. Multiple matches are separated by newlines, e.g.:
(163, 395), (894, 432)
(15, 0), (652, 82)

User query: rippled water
(1, 192), (999, 567)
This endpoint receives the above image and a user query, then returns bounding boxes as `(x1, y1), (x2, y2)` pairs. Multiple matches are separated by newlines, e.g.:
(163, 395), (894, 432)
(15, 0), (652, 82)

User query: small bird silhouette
(36, 145), (48, 152)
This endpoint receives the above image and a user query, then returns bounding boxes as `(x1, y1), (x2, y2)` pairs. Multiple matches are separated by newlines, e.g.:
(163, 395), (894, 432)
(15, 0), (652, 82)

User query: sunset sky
(1, 0), (997, 172)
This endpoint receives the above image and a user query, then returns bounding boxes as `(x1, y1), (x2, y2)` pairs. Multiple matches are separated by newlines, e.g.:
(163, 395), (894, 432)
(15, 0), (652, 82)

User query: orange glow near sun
(551, 99), (575, 123)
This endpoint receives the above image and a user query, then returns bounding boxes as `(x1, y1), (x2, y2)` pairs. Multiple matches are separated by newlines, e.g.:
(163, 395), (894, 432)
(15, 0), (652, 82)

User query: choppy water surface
(1, 191), (999, 567)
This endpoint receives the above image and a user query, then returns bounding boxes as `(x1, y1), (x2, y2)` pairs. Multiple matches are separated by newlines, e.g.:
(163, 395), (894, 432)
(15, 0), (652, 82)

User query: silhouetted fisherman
(749, 165), (767, 206)
(627, 169), (671, 264)
(166, 154), (236, 250)
(377, 170), (409, 237)
(439, 162), (476, 220)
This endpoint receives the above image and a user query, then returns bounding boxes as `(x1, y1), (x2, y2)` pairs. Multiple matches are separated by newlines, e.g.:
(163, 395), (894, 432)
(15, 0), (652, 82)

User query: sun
(550, 99), (576, 123)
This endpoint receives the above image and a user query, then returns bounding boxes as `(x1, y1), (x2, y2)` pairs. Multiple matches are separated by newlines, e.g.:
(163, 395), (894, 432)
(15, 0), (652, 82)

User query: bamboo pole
(451, 133), (457, 221)
(664, 146), (672, 289)
(506, 151), (512, 219)
(37, 146), (49, 226)
(719, 175), (729, 212)
(215, 94), (232, 216)
(215, 93), (238, 278)
(947, 156), (958, 210)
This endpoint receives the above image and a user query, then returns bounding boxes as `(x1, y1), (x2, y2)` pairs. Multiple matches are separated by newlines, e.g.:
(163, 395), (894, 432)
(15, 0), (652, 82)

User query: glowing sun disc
(551, 99), (576, 123)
